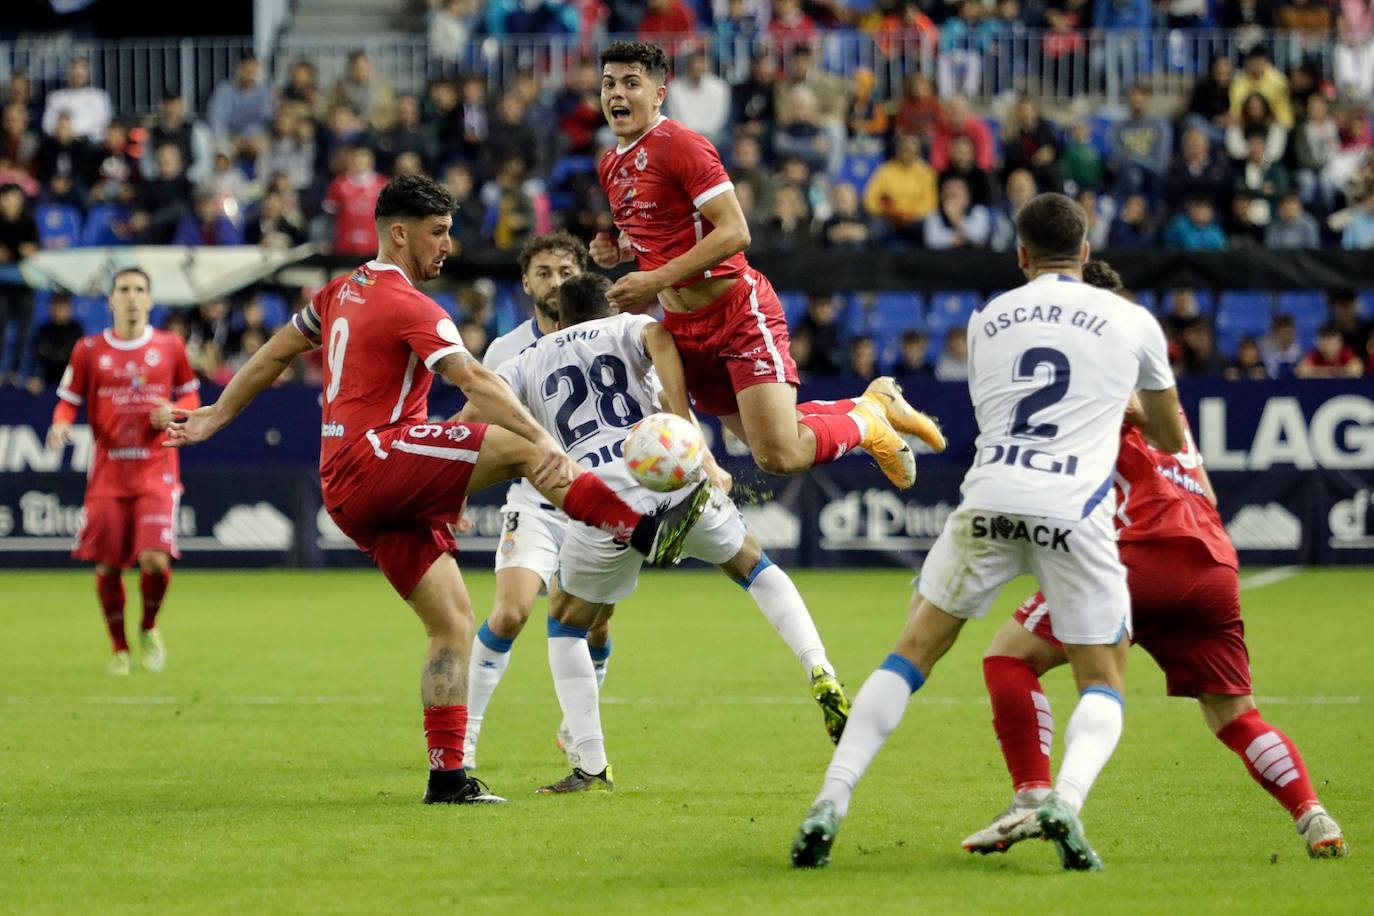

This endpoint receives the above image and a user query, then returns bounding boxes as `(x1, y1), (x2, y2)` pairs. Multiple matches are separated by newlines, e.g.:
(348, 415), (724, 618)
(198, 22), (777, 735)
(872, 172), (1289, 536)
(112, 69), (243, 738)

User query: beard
(535, 295), (560, 322)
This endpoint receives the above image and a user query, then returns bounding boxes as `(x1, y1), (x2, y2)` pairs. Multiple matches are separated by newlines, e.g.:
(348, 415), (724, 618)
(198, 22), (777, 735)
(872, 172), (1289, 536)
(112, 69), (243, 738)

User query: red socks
(797, 398), (857, 416)
(96, 571), (129, 653)
(799, 414), (863, 464)
(983, 655), (1053, 792)
(1216, 707), (1320, 819)
(423, 704), (468, 771)
(140, 568), (170, 631)
(562, 473), (642, 540)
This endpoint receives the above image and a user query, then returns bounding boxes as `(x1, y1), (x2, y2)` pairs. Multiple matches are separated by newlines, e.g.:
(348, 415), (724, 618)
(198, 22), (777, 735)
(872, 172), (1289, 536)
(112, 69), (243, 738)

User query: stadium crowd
(1, 0), (1372, 388)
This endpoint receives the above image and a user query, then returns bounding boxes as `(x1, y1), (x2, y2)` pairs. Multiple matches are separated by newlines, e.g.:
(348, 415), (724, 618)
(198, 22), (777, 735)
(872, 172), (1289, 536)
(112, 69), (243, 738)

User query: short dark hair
(112, 266), (151, 294)
(1318, 322), (1341, 337)
(599, 41), (670, 82)
(1015, 192), (1088, 263)
(375, 174), (456, 222)
(1082, 259), (1124, 293)
(517, 231), (588, 275)
(557, 273), (614, 326)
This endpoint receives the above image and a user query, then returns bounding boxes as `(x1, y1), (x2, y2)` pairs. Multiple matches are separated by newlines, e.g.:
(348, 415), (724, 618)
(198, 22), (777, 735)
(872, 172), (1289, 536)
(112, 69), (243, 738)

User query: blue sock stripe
(546, 616), (589, 640)
(740, 553), (774, 590)
(588, 640), (612, 663)
(1080, 685), (1123, 707)
(879, 653), (925, 694)
(476, 621), (515, 653)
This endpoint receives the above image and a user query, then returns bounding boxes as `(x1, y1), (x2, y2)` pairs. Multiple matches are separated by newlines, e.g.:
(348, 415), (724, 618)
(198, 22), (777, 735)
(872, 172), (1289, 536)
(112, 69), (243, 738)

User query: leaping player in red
(167, 175), (712, 805)
(48, 267), (200, 675)
(961, 260), (1349, 861)
(593, 41), (945, 489)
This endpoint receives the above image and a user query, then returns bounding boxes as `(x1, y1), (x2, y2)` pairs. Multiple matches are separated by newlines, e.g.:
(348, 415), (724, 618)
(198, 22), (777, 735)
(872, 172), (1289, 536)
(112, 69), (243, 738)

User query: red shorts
(1012, 539), (1250, 697)
(73, 487), (181, 567)
(326, 422), (488, 598)
(660, 269), (799, 416)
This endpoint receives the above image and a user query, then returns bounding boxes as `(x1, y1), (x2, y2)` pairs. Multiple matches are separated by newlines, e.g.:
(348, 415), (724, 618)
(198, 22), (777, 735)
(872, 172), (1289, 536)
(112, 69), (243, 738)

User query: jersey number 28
(541, 355), (644, 450)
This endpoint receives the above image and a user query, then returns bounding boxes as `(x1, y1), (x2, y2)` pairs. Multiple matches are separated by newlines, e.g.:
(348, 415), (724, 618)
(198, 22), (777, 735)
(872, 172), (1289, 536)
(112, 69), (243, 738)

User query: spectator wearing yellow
(863, 134), (937, 236)
(1229, 48), (1293, 129)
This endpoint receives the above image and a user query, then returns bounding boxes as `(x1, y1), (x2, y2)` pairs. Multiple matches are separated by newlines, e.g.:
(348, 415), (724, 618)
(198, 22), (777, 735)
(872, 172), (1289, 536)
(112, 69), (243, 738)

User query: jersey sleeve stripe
(56, 388), (83, 405)
(424, 344), (467, 372)
(692, 181), (734, 209)
(291, 304), (323, 342)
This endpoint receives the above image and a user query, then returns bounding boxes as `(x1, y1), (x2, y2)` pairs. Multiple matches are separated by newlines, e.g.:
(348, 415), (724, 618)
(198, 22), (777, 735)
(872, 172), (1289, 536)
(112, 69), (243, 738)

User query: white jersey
(499, 312), (673, 513)
(959, 271), (1174, 522)
(485, 318), (560, 517)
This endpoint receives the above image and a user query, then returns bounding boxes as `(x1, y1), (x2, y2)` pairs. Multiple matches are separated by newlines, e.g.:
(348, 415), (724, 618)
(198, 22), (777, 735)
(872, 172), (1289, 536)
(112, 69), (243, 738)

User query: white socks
(745, 561), (833, 676)
(1054, 687), (1124, 814)
(816, 656), (924, 819)
(465, 622), (514, 755)
(547, 627), (608, 775)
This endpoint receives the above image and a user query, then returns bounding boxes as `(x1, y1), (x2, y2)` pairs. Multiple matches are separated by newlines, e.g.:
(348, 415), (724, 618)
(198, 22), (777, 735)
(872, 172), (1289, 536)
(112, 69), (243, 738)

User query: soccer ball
(623, 413), (706, 492)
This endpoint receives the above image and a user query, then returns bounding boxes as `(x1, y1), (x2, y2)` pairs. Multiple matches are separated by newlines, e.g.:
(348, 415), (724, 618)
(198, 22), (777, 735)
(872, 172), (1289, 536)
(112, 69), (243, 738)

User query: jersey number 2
(1009, 347), (1070, 439)
(541, 355), (644, 450)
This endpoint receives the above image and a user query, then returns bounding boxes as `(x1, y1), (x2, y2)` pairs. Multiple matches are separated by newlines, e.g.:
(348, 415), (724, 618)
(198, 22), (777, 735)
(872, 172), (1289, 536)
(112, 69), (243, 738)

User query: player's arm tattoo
(421, 646), (466, 707)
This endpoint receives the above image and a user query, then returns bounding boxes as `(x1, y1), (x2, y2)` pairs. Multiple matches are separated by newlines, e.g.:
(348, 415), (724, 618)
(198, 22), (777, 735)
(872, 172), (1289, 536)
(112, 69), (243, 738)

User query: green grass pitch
(2, 567), (1370, 914)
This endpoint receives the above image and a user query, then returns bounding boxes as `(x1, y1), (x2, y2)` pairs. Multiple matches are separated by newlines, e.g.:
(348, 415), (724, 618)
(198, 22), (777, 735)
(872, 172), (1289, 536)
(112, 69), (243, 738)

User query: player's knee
(424, 603), (474, 642)
(752, 441), (808, 475)
(137, 551), (170, 575)
(488, 601), (533, 638)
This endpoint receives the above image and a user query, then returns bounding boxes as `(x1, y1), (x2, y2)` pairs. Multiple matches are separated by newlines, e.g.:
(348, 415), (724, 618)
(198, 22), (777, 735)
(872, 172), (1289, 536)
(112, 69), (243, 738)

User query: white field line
(1239, 566), (1301, 590)
(0, 693), (1361, 707)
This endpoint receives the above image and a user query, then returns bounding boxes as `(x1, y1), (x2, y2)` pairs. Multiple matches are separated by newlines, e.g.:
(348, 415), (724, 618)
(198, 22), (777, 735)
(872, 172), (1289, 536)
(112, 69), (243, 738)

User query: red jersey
(323, 171), (388, 256)
(598, 116), (747, 288)
(290, 260), (470, 504)
(1113, 415), (1239, 570)
(56, 328), (198, 498)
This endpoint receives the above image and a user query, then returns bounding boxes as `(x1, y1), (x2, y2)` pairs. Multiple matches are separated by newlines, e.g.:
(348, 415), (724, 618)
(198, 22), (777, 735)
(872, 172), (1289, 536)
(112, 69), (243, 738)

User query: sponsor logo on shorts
(753, 359), (772, 376)
(970, 514), (1071, 552)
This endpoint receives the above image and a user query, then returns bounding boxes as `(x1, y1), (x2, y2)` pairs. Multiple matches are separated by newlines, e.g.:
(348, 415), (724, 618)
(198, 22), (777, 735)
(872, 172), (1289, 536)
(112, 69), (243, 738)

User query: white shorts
(916, 502), (1131, 645)
(557, 489), (747, 605)
(493, 505), (567, 590)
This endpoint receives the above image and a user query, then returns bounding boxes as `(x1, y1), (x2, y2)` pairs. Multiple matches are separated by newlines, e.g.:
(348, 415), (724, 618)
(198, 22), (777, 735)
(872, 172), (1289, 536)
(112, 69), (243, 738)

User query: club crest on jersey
(634, 148), (648, 171)
(971, 514), (1072, 552)
(99, 354), (113, 369)
(144, 347), (162, 366)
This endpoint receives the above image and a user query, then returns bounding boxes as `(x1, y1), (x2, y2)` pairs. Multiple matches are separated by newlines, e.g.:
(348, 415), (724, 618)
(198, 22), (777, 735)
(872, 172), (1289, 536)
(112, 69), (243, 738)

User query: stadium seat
(926, 290), (980, 335)
(255, 292), (290, 329)
(869, 291), (925, 335)
(78, 204), (133, 247)
(1087, 114), (1116, 158)
(1276, 290), (1329, 335)
(778, 289), (807, 326)
(74, 295), (110, 331)
(1215, 291), (1274, 356)
(836, 153), (884, 189)
(1355, 290), (1374, 319)
(1132, 289), (1159, 314)
(35, 203), (82, 250)
(429, 290), (459, 318)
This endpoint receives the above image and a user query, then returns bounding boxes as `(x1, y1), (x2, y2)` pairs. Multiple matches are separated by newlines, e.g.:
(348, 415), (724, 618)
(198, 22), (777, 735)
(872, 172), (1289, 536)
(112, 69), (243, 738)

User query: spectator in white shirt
(41, 57), (112, 143)
(668, 50), (731, 147)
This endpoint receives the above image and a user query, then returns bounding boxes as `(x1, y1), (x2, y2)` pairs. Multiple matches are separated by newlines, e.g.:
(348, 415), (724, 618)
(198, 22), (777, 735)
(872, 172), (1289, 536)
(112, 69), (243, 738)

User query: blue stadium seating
(35, 203), (81, 250)
(925, 290), (980, 336)
(254, 291), (291, 329)
(1215, 291), (1274, 357)
(778, 289), (807, 326)
(1276, 290), (1329, 336)
(1356, 290), (1374, 319)
(73, 295), (110, 332)
(78, 204), (132, 247)
(1133, 289), (1159, 314)
(835, 153), (883, 190)
(869, 291), (924, 335)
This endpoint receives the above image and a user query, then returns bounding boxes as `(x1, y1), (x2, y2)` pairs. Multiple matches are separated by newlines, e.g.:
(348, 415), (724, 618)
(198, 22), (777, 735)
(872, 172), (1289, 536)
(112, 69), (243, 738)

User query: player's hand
(590, 232), (622, 269)
(530, 442), (579, 492)
(703, 453), (733, 495)
(149, 399), (175, 431)
(47, 422), (73, 450)
(163, 405), (224, 447)
(448, 497), (476, 536)
(607, 271), (666, 311)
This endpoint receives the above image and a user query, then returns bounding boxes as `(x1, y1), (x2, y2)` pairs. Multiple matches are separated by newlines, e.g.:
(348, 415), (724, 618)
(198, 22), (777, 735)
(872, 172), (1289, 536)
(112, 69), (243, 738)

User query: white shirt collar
(615, 115), (667, 155)
(366, 259), (414, 287)
(102, 327), (154, 350)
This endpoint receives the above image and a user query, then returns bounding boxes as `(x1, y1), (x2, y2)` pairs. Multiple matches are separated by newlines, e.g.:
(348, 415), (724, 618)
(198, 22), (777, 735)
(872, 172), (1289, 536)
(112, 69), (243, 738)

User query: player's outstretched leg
(734, 383), (916, 490)
(136, 550), (171, 673)
(465, 568), (544, 769)
(797, 377), (948, 454)
(1206, 696), (1349, 859)
(539, 593), (614, 794)
(94, 565), (131, 674)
